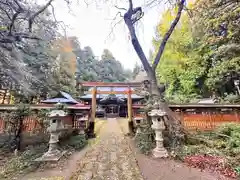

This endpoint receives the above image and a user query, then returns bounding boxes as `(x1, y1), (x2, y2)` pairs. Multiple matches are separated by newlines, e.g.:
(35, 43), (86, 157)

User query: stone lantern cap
(134, 117), (144, 121)
(148, 109), (167, 117)
(48, 110), (67, 118)
(78, 116), (88, 121)
(134, 117), (144, 124)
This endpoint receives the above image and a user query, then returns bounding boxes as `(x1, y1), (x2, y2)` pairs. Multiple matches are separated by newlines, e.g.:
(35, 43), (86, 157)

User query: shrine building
(79, 80), (145, 118)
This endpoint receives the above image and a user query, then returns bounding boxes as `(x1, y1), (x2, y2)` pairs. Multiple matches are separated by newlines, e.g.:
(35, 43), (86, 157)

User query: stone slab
(34, 151), (67, 162)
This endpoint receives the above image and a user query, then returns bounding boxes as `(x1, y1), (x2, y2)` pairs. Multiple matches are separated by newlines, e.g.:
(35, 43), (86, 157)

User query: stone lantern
(35, 102), (67, 161)
(78, 115), (88, 135)
(234, 80), (240, 95)
(148, 107), (168, 158)
(134, 117), (143, 136)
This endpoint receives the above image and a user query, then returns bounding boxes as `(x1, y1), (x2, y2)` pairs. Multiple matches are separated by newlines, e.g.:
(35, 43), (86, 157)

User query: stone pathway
(70, 118), (143, 180)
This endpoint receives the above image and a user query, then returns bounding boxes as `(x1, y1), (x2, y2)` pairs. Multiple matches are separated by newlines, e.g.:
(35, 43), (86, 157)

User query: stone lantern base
(79, 129), (85, 135)
(35, 151), (66, 162)
(152, 146), (168, 158)
(34, 143), (66, 162)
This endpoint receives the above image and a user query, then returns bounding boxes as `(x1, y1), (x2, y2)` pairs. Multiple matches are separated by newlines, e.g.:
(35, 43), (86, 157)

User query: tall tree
(0, 0), (61, 94)
(51, 37), (77, 94)
(74, 45), (100, 81)
(152, 7), (204, 102)
(132, 62), (141, 80)
(98, 49), (127, 82)
(114, 0), (186, 145)
(193, 0), (240, 96)
(70, 37), (132, 83)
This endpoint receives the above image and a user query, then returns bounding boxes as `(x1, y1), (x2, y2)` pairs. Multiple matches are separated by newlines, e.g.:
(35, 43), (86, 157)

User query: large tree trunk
(147, 70), (185, 148)
(14, 116), (24, 151)
(123, 0), (186, 148)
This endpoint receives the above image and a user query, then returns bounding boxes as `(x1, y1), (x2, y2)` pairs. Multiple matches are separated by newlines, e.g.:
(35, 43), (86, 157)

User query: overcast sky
(50, 0), (165, 70)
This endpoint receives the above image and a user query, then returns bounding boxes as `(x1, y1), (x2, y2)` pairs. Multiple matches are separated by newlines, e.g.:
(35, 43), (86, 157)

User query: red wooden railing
(0, 104), (239, 132)
(132, 104), (240, 131)
(0, 115), (85, 133)
(182, 113), (240, 130)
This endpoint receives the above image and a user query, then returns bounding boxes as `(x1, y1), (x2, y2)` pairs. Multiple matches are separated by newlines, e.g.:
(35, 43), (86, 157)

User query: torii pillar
(89, 86), (97, 138)
(91, 86), (97, 121)
(127, 86), (134, 134)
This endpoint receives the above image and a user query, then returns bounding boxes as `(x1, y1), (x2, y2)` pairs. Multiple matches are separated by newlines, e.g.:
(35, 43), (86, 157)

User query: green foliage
(193, 0), (240, 96)
(214, 123), (240, 155)
(72, 40), (132, 83)
(176, 123), (240, 171)
(216, 123), (240, 136)
(132, 63), (142, 80)
(34, 109), (51, 132)
(235, 167), (240, 176)
(220, 94), (240, 104)
(134, 123), (155, 155)
(0, 103), (32, 150)
(152, 8), (205, 101)
(0, 2), (60, 95)
(152, 0), (240, 101)
(15, 103), (32, 117)
(66, 135), (87, 150)
(0, 143), (48, 179)
(0, 103), (32, 124)
(0, 133), (87, 178)
(53, 49), (76, 94)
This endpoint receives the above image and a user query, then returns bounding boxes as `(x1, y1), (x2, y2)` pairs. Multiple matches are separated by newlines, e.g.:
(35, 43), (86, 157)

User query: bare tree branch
(128, 0), (133, 10)
(0, 0), (62, 94)
(13, 0), (24, 11)
(28, 0), (55, 32)
(9, 8), (23, 35)
(105, 9), (125, 42)
(114, 5), (127, 11)
(50, 3), (69, 34)
(124, 0), (152, 73)
(106, 18), (123, 41)
(152, 0), (185, 70)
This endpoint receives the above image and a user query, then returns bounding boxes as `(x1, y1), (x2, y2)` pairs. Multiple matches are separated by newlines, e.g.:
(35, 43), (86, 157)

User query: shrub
(66, 135), (87, 150)
(134, 123), (155, 155)
(176, 123), (240, 179)
(216, 123), (240, 137)
(0, 143), (48, 179)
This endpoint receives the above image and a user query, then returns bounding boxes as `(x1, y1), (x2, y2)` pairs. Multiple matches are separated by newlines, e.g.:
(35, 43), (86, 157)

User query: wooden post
(127, 86), (133, 134)
(91, 86), (97, 121)
(127, 86), (133, 120)
(88, 86), (97, 138)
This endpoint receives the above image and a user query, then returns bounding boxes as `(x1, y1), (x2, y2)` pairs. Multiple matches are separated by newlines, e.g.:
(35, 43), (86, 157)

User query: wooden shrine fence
(0, 104), (239, 133)
(0, 116), (85, 134)
(133, 104), (240, 131)
(0, 104), (91, 134)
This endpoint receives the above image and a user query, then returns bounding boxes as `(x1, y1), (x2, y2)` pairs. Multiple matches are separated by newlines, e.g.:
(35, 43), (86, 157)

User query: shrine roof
(41, 91), (79, 104)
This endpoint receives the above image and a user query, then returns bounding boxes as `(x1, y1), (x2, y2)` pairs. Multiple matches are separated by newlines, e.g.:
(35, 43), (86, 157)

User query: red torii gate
(78, 81), (142, 124)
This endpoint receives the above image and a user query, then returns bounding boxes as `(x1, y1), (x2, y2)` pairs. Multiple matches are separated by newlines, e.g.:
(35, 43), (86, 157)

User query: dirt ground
(128, 139), (233, 180)
(117, 118), (234, 180)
